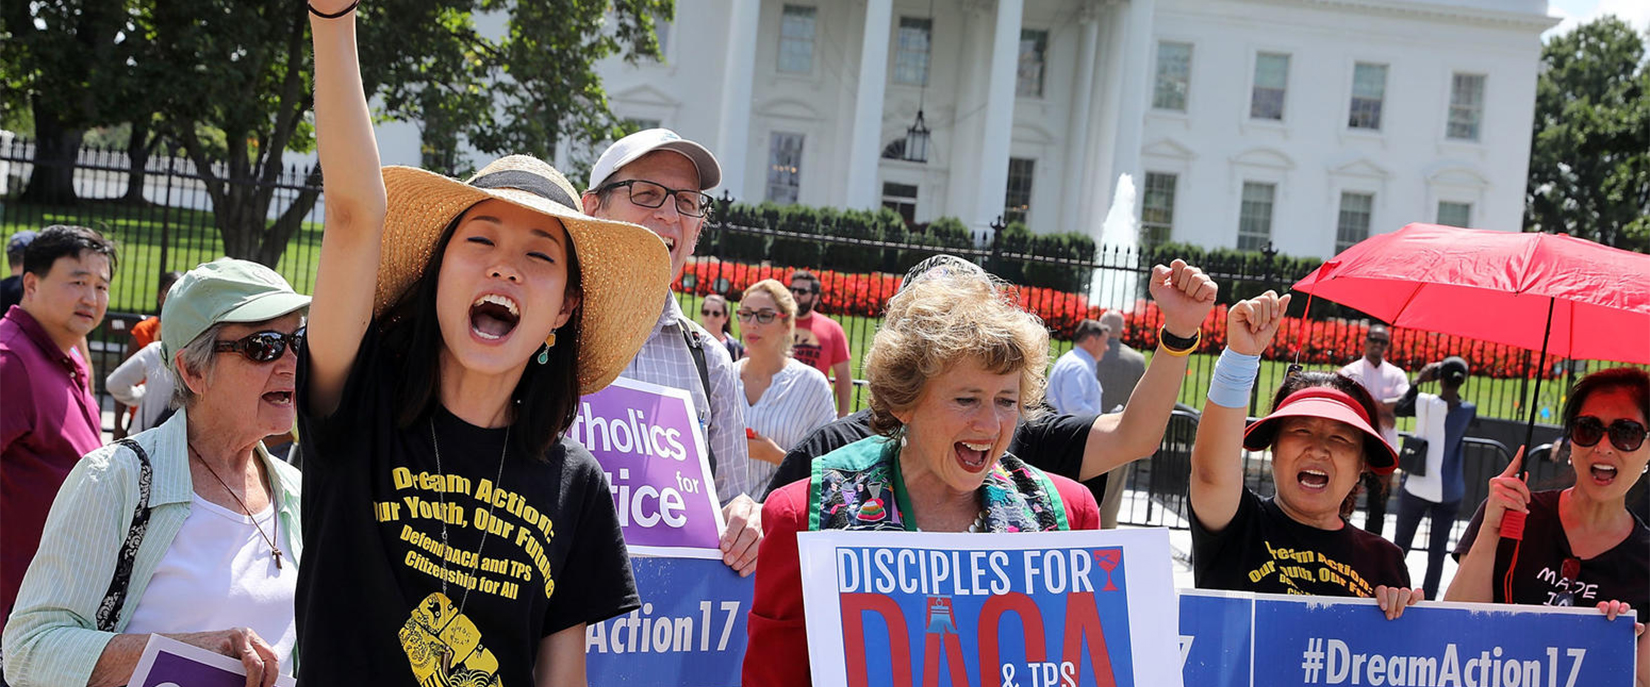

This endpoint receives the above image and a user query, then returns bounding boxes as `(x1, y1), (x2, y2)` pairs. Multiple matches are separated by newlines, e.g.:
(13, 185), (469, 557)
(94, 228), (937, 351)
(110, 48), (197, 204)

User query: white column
(973, 0), (1023, 229)
(1060, 10), (1102, 234)
(845, 0), (895, 209)
(1105, 0), (1155, 232)
(715, 0), (761, 199)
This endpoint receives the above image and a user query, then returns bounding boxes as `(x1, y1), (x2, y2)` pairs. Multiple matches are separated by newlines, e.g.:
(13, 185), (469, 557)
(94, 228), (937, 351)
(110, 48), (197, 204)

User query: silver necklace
(429, 416), (510, 618)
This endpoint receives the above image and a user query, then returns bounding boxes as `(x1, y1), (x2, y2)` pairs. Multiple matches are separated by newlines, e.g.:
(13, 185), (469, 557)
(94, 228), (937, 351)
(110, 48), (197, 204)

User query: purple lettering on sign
(568, 377), (725, 558)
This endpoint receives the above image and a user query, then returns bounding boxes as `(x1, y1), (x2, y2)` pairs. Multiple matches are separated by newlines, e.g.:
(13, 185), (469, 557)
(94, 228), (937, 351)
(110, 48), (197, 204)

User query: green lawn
(2, 201), (323, 314)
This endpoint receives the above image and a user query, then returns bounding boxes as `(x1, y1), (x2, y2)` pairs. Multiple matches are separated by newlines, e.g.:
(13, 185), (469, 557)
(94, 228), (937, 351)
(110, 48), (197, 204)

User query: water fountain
(1089, 173), (1143, 313)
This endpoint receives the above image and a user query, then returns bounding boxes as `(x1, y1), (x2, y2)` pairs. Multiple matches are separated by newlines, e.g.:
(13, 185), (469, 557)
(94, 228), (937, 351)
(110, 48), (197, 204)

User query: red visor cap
(1242, 386), (1398, 475)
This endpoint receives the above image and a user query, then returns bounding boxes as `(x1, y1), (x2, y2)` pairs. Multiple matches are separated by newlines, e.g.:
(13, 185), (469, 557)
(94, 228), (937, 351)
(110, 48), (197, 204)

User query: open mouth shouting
(954, 440), (995, 473)
(469, 293), (521, 342)
(1297, 468), (1330, 492)
(262, 389), (295, 407)
(1588, 462), (1618, 486)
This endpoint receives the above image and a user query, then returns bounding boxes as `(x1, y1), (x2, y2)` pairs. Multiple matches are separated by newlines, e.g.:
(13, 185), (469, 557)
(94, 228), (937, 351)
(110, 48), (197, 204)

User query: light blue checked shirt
(3, 410), (303, 686)
(1047, 347), (1104, 416)
(619, 294), (753, 500)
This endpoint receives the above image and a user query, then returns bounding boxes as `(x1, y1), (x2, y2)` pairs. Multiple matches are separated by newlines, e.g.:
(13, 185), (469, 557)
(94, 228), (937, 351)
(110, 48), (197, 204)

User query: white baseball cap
(587, 128), (722, 192)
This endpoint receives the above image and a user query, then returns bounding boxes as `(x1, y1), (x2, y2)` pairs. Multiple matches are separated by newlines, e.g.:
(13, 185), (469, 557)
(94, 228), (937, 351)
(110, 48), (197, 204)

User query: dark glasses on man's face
(214, 328), (305, 363)
(1571, 415), (1647, 452)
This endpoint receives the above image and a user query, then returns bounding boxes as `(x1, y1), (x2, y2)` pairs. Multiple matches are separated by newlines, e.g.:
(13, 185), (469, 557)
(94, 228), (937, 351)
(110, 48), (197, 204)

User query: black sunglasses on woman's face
(1571, 415), (1647, 453)
(701, 308), (725, 317)
(214, 328), (306, 363)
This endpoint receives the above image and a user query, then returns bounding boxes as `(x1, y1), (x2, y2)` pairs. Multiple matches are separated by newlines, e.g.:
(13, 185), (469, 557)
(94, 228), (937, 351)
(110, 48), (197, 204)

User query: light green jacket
(2, 409), (303, 687)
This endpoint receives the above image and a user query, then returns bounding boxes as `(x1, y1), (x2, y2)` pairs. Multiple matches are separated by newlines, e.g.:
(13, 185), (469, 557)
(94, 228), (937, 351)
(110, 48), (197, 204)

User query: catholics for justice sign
(567, 377), (725, 558)
(797, 529), (1185, 687)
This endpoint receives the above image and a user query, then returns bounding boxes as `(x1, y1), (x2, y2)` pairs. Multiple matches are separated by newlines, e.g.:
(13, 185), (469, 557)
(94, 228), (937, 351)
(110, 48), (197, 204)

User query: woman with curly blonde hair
(741, 268), (1100, 686)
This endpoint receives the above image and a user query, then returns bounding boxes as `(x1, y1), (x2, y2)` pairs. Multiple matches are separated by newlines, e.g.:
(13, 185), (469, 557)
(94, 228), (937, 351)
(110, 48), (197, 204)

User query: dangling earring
(536, 331), (556, 365)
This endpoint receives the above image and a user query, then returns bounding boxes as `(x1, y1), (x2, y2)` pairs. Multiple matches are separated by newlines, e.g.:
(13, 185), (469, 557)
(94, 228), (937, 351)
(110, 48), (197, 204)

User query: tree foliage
(1525, 17), (1650, 252)
(1, 0), (669, 263)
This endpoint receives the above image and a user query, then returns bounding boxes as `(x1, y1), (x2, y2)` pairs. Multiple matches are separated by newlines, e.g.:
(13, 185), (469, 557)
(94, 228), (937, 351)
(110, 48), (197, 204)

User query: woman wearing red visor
(1188, 291), (1423, 620)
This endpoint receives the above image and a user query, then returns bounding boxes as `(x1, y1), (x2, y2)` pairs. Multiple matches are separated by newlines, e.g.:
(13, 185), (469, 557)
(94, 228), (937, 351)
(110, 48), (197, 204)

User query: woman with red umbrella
(1448, 367), (1649, 685)
(1188, 291), (1423, 619)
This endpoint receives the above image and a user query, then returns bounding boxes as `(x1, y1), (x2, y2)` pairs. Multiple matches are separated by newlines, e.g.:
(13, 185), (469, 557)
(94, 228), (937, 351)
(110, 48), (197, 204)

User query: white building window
(1141, 172), (1177, 249)
(1004, 158), (1035, 225)
(1017, 30), (1048, 97)
(766, 132), (804, 204)
(779, 6), (816, 74)
(1336, 192), (1374, 253)
(1348, 63), (1387, 130)
(654, 17), (670, 61)
(893, 17), (932, 86)
(1153, 42), (1192, 112)
(1437, 201), (1472, 228)
(882, 182), (918, 225)
(1250, 53), (1290, 121)
(1448, 73), (1485, 141)
(1238, 181), (1276, 251)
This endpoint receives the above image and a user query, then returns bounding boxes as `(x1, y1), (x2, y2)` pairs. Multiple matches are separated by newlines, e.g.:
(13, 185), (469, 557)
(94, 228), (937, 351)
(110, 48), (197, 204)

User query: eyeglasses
(701, 308), (725, 318)
(214, 328), (305, 363)
(1553, 557), (1582, 606)
(599, 179), (715, 218)
(1571, 415), (1647, 452)
(736, 309), (785, 324)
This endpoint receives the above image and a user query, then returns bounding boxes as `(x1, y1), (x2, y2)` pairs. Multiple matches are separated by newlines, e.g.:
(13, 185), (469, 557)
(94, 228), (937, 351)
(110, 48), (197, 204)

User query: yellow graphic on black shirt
(400, 592), (502, 687)
(1245, 540), (1377, 597)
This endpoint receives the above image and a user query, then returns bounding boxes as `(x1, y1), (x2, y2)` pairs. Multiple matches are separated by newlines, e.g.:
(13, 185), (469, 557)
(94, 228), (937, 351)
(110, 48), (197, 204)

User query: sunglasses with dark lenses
(214, 328), (306, 363)
(701, 308), (725, 317)
(1367, 337), (1390, 345)
(1571, 415), (1647, 452)
(736, 309), (783, 324)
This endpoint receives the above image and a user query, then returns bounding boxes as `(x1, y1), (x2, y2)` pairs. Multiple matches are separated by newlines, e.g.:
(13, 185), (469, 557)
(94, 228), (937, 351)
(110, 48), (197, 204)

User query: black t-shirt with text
(763, 409), (1101, 499)
(1192, 489), (1411, 597)
(1455, 489), (1649, 610)
(294, 330), (639, 686)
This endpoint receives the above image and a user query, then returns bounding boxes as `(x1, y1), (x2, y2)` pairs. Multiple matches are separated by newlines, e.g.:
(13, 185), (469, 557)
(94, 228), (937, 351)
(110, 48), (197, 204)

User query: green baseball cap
(161, 258), (311, 373)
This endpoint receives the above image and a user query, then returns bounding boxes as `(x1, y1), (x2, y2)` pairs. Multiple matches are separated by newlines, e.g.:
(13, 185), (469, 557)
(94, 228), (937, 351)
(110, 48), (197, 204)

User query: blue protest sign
(1176, 589), (1639, 687)
(1177, 591), (1252, 687)
(798, 529), (1185, 687)
(586, 557), (754, 686)
(1253, 596), (1637, 687)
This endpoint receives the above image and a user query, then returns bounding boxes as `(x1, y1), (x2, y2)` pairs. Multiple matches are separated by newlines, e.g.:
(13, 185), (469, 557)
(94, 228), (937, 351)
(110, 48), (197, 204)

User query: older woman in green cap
(4, 258), (308, 687)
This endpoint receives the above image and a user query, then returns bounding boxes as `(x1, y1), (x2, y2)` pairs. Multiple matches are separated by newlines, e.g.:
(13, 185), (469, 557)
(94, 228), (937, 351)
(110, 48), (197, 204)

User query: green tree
(1525, 17), (1650, 252)
(2, 0), (668, 264)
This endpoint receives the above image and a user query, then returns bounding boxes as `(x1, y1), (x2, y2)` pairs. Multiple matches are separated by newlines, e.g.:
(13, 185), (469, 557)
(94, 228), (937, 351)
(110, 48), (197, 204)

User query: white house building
(376, 0), (1557, 259)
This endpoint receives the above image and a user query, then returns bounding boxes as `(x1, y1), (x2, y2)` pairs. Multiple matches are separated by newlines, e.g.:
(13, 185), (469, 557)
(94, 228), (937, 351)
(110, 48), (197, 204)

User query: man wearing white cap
(583, 129), (761, 576)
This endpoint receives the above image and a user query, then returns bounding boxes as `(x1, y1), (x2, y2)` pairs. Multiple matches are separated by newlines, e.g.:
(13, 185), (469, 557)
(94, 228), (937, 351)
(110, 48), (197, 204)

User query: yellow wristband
(1157, 326), (1199, 357)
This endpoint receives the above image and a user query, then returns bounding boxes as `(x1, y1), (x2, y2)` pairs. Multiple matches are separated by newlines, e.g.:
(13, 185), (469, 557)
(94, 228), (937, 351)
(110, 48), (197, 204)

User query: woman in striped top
(735, 279), (836, 493)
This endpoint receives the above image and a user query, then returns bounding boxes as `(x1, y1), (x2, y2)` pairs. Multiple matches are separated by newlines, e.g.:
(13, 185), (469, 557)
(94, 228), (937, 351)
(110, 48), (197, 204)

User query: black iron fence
(4, 138), (1641, 543)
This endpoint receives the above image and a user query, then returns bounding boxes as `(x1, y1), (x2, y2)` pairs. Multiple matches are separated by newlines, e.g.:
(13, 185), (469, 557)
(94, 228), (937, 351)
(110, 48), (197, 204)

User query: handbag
(1398, 434), (1429, 476)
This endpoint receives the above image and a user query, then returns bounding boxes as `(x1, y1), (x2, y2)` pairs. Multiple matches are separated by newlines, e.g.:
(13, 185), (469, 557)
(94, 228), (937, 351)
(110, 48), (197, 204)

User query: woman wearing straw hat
(4, 258), (307, 687)
(1188, 291), (1423, 619)
(299, 4), (669, 685)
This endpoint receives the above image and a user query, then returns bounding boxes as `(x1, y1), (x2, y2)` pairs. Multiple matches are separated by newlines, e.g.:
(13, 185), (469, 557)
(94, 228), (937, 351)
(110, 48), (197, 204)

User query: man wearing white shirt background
(1339, 323), (1410, 536)
(1047, 319), (1110, 416)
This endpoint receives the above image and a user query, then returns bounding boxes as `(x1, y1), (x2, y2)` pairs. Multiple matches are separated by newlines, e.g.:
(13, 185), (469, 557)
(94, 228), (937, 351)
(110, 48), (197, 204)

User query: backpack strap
(95, 438), (155, 632)
(678, 318), (718, 474)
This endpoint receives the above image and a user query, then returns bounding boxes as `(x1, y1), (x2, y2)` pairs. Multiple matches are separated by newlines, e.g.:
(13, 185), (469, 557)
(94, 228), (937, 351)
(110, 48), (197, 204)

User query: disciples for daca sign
(797, 529), (1185, 687)
(567, 377), (725, 558)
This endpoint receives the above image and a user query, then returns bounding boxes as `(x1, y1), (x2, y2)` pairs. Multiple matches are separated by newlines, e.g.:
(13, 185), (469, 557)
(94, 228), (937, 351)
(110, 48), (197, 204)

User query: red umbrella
(1292, 223), (1650, 365)
(1294, 223), (1650, 604)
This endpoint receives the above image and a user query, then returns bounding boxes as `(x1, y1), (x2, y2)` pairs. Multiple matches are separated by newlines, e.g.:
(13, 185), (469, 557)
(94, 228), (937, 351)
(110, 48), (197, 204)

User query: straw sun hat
(375, 155), (670, 394)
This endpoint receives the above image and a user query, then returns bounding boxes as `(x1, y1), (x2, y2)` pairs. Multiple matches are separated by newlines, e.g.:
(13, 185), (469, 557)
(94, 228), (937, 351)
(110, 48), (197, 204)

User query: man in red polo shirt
(787, 270), (852, 417)
(0, 225), (116, 619)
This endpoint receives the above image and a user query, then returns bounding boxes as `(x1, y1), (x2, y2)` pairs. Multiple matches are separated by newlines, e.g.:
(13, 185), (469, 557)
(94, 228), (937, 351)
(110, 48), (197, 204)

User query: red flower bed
(676, 259), (1561, 380)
